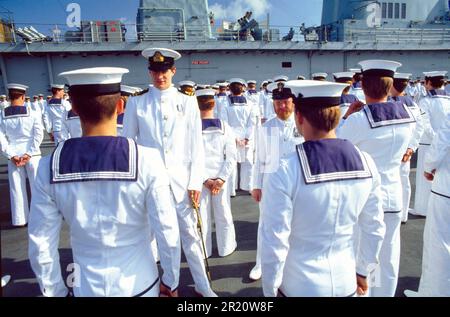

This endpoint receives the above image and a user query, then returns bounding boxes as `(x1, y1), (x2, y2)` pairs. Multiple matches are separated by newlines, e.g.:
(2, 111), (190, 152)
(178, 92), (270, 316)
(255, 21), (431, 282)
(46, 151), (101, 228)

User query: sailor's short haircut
(425, 77), (445, 89)
(362, 75), (393, 100)
(9, 89), (26, 101)
(297, 104), (341, 132)
(70, 91), (120, 124)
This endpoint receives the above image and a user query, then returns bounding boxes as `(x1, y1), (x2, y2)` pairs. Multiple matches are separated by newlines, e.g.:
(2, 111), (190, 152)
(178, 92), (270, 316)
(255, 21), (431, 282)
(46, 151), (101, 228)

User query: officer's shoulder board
(363, 101), (416, 129)
(296, 139), (372, 185)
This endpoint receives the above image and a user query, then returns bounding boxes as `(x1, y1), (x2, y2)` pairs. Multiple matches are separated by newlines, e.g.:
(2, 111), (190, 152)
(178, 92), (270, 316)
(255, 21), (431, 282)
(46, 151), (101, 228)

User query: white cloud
(210, 0), (271, 22)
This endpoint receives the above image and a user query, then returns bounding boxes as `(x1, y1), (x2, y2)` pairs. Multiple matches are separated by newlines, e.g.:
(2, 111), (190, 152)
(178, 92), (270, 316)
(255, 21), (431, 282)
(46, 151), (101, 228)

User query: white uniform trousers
(400, 161), (412, 222)
(370, 212), (402, 297)
(176, 192), (212, 293)
(8, 156), (40, 226)
(417, 193), (450, 296)
(413, 145), (432, 216)
(253, 203), (263, 272)
(200, 184), (236, 258)
(53, 131), (64, 145)
(230, 162), (253, 194)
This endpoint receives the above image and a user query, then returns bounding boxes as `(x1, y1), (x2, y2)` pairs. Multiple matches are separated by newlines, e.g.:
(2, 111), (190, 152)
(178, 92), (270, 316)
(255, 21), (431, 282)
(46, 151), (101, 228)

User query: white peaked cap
(358, 60), (402, 78)
(273, 75), (289, 82)
(333, 72), (355, 80)
(179, 81), (196, 87)
(229, 78), (247, 86)
(283, 80), (348, 107)
(312, 73), (328, 79)
(195, 89), (216, 97)
(142, 47), (181, 60)
(423, 71), (447, 78)
(394, 73), (412, 80)
(7, 83), (28, 92)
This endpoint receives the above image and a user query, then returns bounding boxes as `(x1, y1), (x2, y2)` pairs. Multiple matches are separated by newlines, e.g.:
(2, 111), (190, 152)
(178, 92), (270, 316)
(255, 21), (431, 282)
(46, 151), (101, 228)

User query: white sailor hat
(394, 73), (412, 80)
(333, 72), (355, 82)
(0, 94), (6, 98)
(33, 95), (38, 98)
(38, 94), (44, 97)
(120, 85), (137, 96)
(247, 80), (257, 85)
(218, 82), (228, 88)
(142, 48), (181, 72)
(51, 84), (65, 89)
(349, 68), (362, 74)
(196, 84), (209, 90)
(229, 78), (247, 86)
(59, 67), (129, 95)
(273, 75), (289, 83)
(212, 84), (219, 89)
(7, 83), (28, 92)
(358, 60), (402, 78)
(25, 96), (30, 100)
(284, 80), (348, 108)
(195, 89), (216, 98)
(179, 81), (196, 88)
(297, 75), (306, 80)
(312, 73), (328, 80)
(423, 71), (447, 79)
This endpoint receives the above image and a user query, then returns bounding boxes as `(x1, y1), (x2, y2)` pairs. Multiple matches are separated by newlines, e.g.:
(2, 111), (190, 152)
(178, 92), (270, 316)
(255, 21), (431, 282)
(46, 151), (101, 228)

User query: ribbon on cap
(69, 83), (121, 96)
(362, 69), (395, 78)
(296, 96), (342, 108)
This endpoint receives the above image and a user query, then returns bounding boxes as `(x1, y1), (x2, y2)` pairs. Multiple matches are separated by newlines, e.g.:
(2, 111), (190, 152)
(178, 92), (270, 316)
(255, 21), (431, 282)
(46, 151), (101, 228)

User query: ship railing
(346, 27), (450, 44)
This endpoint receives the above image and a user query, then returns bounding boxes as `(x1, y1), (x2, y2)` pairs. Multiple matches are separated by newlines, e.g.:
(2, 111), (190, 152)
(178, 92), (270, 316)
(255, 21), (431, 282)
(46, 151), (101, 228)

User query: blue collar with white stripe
(389, 95), (415, 107)
(297, 139), (372, 185)
(364, 101), (416, 129)
(429, 89), (448, 97)
(202, 118), (224, 134)
(340, 94), (359, 105)
(217, 93), (227, 97)
(48, 98), (63, 105)
(229, 95), (247, 106)
(247, 90), (258, 95)
(3, 105), (29, 118)
(117, 113), (125, 127)
(50, 136), (138, 184)
(352, 82), (362, 89)
(66, 109), (79, 120)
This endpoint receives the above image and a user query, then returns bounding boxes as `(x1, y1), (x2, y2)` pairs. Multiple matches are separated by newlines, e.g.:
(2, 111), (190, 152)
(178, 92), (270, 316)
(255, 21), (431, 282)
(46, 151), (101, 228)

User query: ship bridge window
(381, 2), (407, 20)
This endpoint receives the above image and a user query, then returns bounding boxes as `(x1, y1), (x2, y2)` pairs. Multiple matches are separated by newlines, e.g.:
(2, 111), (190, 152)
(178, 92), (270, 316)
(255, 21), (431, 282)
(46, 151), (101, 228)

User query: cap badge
(153, 52), (165, 62)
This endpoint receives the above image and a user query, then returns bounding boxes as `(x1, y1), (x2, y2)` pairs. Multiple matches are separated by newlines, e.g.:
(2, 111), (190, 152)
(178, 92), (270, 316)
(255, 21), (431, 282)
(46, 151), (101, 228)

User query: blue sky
(0, 0), (323, 35)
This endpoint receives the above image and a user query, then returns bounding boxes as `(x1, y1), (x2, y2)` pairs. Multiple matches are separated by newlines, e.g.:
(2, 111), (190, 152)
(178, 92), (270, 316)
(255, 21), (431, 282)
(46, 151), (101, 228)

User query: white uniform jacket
(337, 101), (417, 212)
(261, 139), (385, 297)
(61, 109), (82, 140)
(44, 98), (72, 134)
(201, 119), (237, 182)
(122, 86), (205, 204)
(28, 137), (180, 297)
(418, 89), (450, 144)
(252, 115), (303, 190)
(0, 105), (43, 159)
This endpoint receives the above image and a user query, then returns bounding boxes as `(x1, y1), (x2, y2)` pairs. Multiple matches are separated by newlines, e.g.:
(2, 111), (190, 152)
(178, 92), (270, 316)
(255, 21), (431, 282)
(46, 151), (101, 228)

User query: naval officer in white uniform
(338, 60), (417, 297)
(261, 80), (385, 297)
(249, 82), (304, 281)
(28, 67), (180, 297)
(0, 84), (43, 226)
(123, 48), (216, 297)
(196, 89), (237, 258)
(333, 72), (360, 119)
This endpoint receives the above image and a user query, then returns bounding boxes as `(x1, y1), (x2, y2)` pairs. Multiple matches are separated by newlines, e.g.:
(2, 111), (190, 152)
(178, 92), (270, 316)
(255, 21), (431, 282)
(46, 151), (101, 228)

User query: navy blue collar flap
(340, 94), (358, 106)
(49, 99), (63, 106)
(3, 106), (29, 119)
(51, 136), (138, 184)
(364, 101), (416, 129)
(229, 95), (247, 106)
(248, 90), (258, 95)
(429, 89), (450, 99)
(117, 113), (125, 127)
(297, 139), (372, 185)
(202, 118), (224, 134)
(66, 109), (79, 120)
(390, 95), (415, 107)
(217, 93), (227, 97)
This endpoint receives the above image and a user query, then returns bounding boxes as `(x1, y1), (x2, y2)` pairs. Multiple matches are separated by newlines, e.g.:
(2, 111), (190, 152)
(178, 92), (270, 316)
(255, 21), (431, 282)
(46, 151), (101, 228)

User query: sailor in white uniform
(221, 78), (258, 195)
(261, 76), (288, 124)
(0, 84), (43, 227)
(389, 73), (424, 223)
(123, 48), (216, 297)
(249, 82), (304, 281)
(196, 89), (237, 258)
(348, 68), (366, 103)
(28, 67), (180, 297)
(60, 109), (82, 141)
(312, 72), (328, 81)
(405, 112), (450, 297)
(214, 82), (229, 120)
(43, 84), (72, 144)
(261, 80), (385, 297)
(411, 71), (449, 217)
(259, 80), (272, 125)
(0, 95), (9, 111)
(337, 60), (416, 297)
(333, 72), (360, 119)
